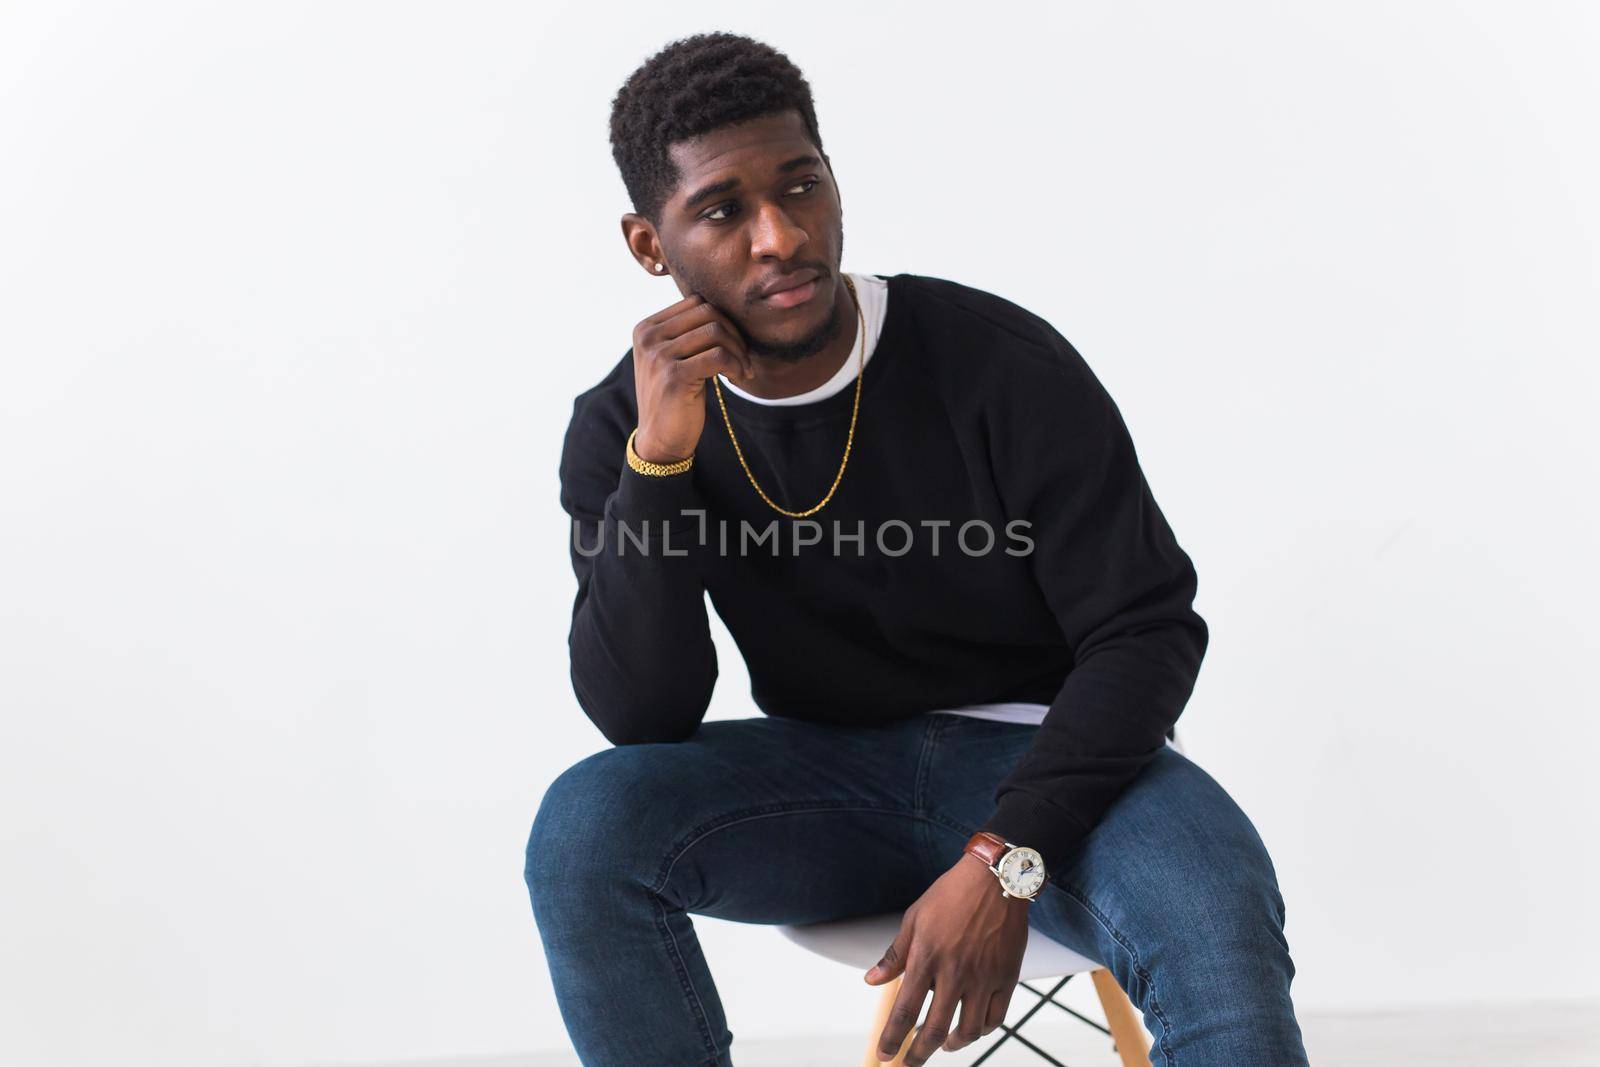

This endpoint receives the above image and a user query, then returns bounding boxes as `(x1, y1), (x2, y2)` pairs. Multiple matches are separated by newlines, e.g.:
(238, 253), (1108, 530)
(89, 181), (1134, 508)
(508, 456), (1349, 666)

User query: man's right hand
(631, 294), (755, 464)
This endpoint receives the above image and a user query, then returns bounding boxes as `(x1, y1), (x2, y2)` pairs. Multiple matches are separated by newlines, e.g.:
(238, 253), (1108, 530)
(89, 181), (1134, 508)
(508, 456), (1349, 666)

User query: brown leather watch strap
(964, 830), (1009, 869)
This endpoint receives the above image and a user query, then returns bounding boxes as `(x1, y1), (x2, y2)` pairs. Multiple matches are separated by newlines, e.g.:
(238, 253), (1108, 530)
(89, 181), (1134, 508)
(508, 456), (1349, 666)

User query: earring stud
(654, 262), (666, 273)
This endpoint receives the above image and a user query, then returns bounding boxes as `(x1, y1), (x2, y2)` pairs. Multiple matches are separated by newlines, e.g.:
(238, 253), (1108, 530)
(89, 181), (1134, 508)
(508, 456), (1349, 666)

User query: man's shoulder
(889, 272), (1091, 383)
(558, 349), (639, 513)
(891, 275), (1124, 477)
(569, 347), (636, 420)
(563, 346), (642, 456)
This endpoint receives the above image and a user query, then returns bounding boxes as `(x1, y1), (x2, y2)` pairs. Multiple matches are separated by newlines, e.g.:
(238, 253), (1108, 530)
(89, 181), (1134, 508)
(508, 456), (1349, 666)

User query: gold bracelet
(626, 427), (694, 477)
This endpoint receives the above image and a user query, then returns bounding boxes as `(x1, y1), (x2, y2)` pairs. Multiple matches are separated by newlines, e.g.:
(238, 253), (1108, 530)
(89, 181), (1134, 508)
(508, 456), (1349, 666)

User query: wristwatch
(964, 830), (1047, 902)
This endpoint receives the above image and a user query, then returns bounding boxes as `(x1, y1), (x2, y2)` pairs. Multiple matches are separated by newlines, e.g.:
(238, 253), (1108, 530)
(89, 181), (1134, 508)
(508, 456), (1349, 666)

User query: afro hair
(609, 32), (827, 224)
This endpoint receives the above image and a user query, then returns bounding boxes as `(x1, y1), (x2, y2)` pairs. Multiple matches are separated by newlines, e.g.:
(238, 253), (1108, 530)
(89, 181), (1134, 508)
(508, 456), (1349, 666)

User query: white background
(2, 2), (1597, 1065)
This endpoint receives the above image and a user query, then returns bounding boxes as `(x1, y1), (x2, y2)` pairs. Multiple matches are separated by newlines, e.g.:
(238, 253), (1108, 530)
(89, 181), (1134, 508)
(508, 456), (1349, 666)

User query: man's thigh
(526, 712), (950, 926)
(918, 718), (1290, 973)
(1028, 747), (1304, 1063)
(1021, 744), (1290, 959)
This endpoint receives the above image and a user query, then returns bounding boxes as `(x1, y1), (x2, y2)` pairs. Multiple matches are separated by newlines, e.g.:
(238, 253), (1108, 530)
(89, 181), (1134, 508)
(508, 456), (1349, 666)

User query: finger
(641, 292), (704, 326)
(676, 346), (749, 387)
(865, 923), (913, 985)
(661, 319), (751, 375)
(874, 966), (930, 1062)
(982, 987), (1010, 1036)
(635, 299), (709, 357)
(906, 975), (961, 1066)
(689, 299), (758, 366)
(650, 306), (755, 381)
(654, 297), (736, 341)
(942, 989), (986, 1052)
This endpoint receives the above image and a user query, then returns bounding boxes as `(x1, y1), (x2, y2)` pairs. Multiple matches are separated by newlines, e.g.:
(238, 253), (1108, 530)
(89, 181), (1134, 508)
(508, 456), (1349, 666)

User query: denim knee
(526, 749), (607, 891)
(524, 745), (679, 896)
(1124, 854), (1295, 1013)
(1154, 875), (1301, 1063)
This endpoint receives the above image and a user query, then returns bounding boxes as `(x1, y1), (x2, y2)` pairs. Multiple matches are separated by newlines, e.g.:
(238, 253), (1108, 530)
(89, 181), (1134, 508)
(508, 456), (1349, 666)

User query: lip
(755, 267), (819, 300)
(761, 278), (820, 309)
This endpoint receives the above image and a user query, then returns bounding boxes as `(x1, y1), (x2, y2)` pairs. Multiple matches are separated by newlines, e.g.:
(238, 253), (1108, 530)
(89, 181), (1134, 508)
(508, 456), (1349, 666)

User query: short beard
(741, 298), (844, 363)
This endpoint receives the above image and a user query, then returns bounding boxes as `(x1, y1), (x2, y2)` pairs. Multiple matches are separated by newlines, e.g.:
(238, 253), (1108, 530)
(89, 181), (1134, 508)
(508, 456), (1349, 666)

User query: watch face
(997, 846), (1047, 898)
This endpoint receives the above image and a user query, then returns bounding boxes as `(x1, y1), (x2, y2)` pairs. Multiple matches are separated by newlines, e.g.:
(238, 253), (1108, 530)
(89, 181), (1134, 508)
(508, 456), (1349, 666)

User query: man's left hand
(863, 851), (1031, 1064)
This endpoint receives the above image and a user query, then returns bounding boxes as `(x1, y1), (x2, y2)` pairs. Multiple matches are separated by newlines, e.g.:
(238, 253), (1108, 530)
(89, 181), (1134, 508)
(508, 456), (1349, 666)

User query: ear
(620, 213), (668, 276)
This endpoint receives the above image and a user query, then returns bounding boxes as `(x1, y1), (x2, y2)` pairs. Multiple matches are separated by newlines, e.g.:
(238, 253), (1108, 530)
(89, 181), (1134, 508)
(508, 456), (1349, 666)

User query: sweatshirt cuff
(978, 790), (1094, 878)
(612, 462), (710, 530)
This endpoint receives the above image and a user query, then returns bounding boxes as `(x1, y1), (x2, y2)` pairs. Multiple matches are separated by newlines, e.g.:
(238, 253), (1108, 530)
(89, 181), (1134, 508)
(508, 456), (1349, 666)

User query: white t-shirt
(718, 271), (1051, 728)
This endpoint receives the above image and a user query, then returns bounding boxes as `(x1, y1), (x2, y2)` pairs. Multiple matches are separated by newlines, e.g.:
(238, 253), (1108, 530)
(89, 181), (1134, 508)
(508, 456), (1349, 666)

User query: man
(525, 31), (1308, 1067)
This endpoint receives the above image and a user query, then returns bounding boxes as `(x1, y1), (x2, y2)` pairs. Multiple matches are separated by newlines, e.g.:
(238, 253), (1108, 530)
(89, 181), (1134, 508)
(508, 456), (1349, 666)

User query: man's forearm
(978, 612), (1206, 873)
(567, 465), (717, 745)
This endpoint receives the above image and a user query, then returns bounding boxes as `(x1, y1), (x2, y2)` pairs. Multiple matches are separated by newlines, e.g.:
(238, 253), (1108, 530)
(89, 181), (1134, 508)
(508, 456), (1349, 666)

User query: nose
(749, 200), (809, 261)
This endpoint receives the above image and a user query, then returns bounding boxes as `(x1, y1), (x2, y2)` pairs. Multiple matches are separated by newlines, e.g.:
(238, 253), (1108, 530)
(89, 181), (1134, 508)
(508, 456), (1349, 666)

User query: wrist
(957, 855), (1034, 919)
(632, 428), (692, 466)
(963, 830), (1048, 902)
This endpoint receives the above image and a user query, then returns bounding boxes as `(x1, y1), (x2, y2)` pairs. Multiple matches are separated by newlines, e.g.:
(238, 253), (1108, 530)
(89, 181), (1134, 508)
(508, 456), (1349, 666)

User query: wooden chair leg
(862, 974), (918, 1067)
(1091, 967), (1152, 1067)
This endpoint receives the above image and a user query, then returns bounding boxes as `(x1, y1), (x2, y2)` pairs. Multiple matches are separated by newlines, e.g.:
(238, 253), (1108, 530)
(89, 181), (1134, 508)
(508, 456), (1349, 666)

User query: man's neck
(738, 276), (859, 400)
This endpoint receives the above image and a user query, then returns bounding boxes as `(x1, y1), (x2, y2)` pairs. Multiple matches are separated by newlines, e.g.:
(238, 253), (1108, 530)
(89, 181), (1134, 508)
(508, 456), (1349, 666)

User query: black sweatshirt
(556, 272), (1208, 873)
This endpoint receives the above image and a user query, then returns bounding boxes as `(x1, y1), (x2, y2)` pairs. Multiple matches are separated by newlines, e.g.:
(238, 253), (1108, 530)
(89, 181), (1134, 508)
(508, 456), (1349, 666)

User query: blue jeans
(523, 712), (1309, 1066)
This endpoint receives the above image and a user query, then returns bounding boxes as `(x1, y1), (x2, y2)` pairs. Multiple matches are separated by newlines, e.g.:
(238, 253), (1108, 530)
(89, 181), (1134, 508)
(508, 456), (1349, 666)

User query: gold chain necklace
(712, 272), (865, 518)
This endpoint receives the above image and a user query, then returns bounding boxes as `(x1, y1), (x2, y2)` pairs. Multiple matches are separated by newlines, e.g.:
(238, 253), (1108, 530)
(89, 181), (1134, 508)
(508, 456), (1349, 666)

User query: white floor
(340, 999), (1600, 1066)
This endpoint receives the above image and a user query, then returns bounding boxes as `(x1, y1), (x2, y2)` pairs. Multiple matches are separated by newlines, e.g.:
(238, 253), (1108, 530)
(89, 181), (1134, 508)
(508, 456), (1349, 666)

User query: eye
(704, 179), (825, 223)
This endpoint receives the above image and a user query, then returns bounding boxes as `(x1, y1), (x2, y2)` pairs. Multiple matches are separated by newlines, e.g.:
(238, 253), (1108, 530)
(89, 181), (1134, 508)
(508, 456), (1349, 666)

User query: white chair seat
(778, 910), (1101, 982)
